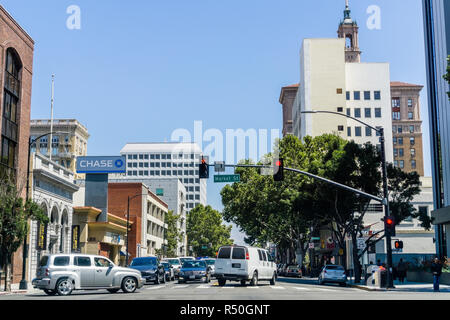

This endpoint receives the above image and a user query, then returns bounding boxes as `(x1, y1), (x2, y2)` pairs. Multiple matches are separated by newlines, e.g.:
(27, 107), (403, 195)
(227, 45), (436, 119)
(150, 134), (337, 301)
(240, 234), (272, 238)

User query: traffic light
(384, 216), (396, 237)
(199, 156), (209, 179)
(273, 158), (284, 181)
(394, 240), (403, 249)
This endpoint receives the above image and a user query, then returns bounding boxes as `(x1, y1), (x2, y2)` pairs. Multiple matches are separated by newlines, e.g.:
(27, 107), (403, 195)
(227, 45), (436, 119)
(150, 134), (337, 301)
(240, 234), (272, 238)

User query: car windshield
(167, 259), (179, 265)
(180, 257), (195, 263)
(325, 265), (344, 270)
(182, 261), (206, 268)
(130, 257), (157, 266)
(203, 260), (215, 265)
(161, 262), (169, 268)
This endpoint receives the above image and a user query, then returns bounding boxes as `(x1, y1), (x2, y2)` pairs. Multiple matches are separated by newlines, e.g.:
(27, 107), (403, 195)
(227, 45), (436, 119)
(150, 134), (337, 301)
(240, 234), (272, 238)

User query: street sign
(311, 237), (320, 241)
(214, 161), (225, 172)
(214, 174), (240, 183)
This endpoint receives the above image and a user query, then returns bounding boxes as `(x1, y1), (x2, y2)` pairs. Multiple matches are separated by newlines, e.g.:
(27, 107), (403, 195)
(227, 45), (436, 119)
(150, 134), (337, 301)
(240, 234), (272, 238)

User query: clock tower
(337, 0), (361, 63)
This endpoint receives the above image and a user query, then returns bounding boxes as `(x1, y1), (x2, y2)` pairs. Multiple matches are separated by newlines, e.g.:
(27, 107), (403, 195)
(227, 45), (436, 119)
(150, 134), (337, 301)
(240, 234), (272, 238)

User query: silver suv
(32, 254), (144, 296)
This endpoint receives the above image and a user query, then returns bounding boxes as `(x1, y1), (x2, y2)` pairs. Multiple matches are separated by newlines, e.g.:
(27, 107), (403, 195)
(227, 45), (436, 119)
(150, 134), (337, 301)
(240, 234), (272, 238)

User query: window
(95, 257), (112, 267)
(337, 107), (343, 112)
(338, 125), (344, 131)
(409, 125), (415, 133)
(231, 247), (246, 260)
(75, 256), (91, 267)
(373, 108), (381, 118)
(354, 108), (361, 118)
(139, 154), (143, 160)
(374, 91), (381, 100)
(408, 99), (413, 107)
(376, 127), (381, 137)
(392, 112), (401, 120)
(398, 138), (403, 145)
(347, 127), (351, 137)
(365, 127), (372, 137)
(364, 91), (371, 100)
(155, 154), (160, 160)
(392, 98), (400, 108)
(257, 250), (263, 261)
(355, 127), (362, 137)
(393, 137), (397, 145)
(408, 112), (413, 119)
(150, 154), (155, 160)
(419, 206), (428, 217)
(394, 160), (398, 167)
(399, 149), (404, 157)
(161, 154), (167, 160)
(336, 88), (343, 94)
(346, 108), (351, 116)
(354, 91), (360, 100)
(410, 137), (415, 145)
(365, 108), (371, 118)
(133, 155), (137, 160)
(399, 160), (404, 168)
(346, 91), (350, 100)
(411, 148), (416, 157)
(53, 256), (70, 266)
(398, 127), (403, 134)
(394, 148), (398, 157)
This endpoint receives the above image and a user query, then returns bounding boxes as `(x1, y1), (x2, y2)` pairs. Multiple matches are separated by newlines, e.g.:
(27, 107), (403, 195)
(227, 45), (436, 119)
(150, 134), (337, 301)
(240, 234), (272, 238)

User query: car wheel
(270, 272), (276, 285)
(122, 277), (137, 293)
(250, 272), (258, 286)
(44, 289), (57, 296)
(107, 288), (120, 294)
(56, 278), (73, 296)
(218, 278), (226, 286)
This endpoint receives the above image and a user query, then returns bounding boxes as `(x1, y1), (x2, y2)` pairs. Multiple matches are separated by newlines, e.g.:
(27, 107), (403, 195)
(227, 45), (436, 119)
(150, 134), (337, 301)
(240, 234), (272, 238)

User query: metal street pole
(20, 131), (69, 290)
(300, 110), (394, 288)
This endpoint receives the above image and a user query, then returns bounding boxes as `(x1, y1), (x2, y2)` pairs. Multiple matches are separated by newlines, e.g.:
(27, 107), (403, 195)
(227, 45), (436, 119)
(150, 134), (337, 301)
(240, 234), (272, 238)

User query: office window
(355, 127), (362, 137)
(354, 108), (361, 118)
(408, 99), (413, 107)
(409, 125), (415, 133)
(337, 107), (343, 112)
(411, 148), (416, 157)
(150, 154), (155, 160)
(167, 154), (171, 160)
(394, 148), (398, 157)
(375, 108), (381, 118)
(411, 160), (417, 169)
(346, 91), (350, 100)
(338, 125), (344, 131)
(144, 163), (149, 168)
(133, 155), (137, 160)
(189, 178), (194, 183)
(337, 88), (343, 94)
(155, 171), (160, 176)
(398, 138), (403, 145)
(139, 163), (143, 168)
(399, 148), (404, 157)
(393, 137), (397, 145)
(144, 154), (149, 160)
(127, 155), (132, 160)
(365, 108), (371, 118)
(139, 171), (143, 176)
(392, 98), (400, 108)
(376, 127), (381, 137)
(410, 137), (415, 145)
(354, 91), (360, 100)
(374, 91), (381, 100)
(398, 127), (403, 133)
(399, 160), (404, 168)
(161, 154), (166, 160)
(132, 163), (137, 168)
(155, 162), (160, 167)
(347, 127), (351, 137)
(392, 112), (401, 120)
(394, 160), (398, 167)
(365, 127), (372, 137)
(127, 171), (132, 175)
(139, 154), (143, 160)
(408, 112), (413, 119)
(346, 108), (351, 116)
(161, 162), (166, 167)
(364, 91), (371, 100)
(173, 170), (177, 175)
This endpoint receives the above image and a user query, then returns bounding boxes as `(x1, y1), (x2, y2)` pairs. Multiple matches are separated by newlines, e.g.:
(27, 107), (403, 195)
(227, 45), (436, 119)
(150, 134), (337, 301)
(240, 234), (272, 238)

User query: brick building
(0, 5), (35, 284)
(108, 183), (168, 262)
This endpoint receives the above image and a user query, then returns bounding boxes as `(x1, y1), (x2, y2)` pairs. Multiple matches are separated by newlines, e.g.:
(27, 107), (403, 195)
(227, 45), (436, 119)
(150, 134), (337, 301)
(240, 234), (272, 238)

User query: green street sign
(214, 174), (241, 183)
(311, 237), (321, 241)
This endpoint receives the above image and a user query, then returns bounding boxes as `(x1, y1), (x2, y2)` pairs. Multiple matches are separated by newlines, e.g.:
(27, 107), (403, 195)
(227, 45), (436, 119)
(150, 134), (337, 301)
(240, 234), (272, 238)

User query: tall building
(390, 82), (425, 176)
(0, 5), (35, 285)
(118, 142), (207, 212)
(30, 119), (89, 179)
(423, 0), (450, 258)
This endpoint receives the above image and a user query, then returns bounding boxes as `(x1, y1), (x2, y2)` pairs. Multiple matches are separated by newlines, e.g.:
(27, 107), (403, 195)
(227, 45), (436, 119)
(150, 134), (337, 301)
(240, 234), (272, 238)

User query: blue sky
(3, 0), (430, 244)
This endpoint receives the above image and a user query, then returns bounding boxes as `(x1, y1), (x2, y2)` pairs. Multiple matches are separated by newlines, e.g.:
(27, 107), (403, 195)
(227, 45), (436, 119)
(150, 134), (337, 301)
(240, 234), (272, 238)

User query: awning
(120, 250), (130, 257)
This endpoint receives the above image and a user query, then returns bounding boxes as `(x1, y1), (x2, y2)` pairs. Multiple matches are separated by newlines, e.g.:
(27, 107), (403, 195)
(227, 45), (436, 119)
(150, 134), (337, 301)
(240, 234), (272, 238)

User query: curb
(348, 284), (387, 292)
(0, 290), (28, 296)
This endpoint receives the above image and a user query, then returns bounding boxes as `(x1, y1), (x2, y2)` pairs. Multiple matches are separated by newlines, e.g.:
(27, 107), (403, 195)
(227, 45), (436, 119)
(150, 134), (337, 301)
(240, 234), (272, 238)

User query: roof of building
(390, 81), (424, 88)
(120, 142), (202, 154)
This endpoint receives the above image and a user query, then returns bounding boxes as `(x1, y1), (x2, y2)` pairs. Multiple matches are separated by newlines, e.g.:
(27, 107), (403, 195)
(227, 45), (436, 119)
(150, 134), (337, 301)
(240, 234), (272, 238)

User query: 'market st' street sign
(214, 174), (241, 183)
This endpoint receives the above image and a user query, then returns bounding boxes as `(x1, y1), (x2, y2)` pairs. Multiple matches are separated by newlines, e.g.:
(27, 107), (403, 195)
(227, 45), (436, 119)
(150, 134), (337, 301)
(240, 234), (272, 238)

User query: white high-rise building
(117, 142), (207, 213)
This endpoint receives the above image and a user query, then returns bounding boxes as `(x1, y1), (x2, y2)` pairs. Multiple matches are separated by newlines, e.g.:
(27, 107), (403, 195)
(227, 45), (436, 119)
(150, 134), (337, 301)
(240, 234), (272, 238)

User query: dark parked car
(178, 260), (211, 283)
(284, 265), (302, 278)
(129, 256), (166, 285)
(161, 261), (175, 281)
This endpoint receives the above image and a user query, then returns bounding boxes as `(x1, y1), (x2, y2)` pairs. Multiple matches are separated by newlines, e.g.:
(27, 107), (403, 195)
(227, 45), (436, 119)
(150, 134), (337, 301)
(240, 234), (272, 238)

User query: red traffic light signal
(384, 216), (396, 237)
(273, 158), (284, 181)
(199, 156), (209, 179)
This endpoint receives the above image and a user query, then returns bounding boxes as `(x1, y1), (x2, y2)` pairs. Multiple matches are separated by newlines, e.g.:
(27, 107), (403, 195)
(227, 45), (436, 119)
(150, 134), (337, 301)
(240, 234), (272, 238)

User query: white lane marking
(293, 287), (310, 291)
(173, 285), (189, 289)
(196, 285), (213, 289)
(271, 286), (286, 290)
(145, 285), (166, 290)
(317, 288), (337, 292)
(246, 286), (260, 289)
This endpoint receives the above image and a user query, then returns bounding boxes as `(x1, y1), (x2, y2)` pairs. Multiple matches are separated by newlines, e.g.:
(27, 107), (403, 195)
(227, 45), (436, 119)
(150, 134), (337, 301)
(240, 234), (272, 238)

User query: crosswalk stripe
(173, 285), (189, 289)
(146, 285), (166, 290)
(196, 285), (212, 289)
(293, 287), (310, 291)
(317, 288), (336, 292)
(271, 286), (286, 290)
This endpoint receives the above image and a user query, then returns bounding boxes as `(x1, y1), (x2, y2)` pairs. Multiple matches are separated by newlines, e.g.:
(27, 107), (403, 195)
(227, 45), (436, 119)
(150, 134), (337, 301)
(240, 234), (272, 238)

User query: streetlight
(301, 110), (394, 288)
(126, 193), (148, 266)
(20, 131), (69, 290)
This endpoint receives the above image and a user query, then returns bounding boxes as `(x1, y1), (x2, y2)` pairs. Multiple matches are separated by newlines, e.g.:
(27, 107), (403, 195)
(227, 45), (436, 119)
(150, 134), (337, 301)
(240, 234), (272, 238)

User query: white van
(214, 245), (277, 286)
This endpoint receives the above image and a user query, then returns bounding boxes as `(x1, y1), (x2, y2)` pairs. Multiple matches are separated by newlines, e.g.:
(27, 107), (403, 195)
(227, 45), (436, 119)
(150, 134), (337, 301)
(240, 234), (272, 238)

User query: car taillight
(324, 270), (327, 274)
(246, 252), (249, 260)
(45, 268), (49, 276)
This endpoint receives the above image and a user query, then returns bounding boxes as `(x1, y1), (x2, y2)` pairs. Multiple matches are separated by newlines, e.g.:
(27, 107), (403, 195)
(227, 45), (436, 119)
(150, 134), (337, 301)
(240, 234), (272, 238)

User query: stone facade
(0, 5), (34, 284)
(279, 84), (298, 137)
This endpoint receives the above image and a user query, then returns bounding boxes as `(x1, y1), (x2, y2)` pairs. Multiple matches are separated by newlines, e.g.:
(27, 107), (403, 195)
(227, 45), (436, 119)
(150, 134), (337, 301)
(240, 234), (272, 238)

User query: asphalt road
(2, 277), (450, 300)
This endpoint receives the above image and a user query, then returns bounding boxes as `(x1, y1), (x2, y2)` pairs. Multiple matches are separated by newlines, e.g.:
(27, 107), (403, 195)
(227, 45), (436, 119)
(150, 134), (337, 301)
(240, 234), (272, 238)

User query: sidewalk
(348, 278), (450, 292)
(0, 283), (40, 296)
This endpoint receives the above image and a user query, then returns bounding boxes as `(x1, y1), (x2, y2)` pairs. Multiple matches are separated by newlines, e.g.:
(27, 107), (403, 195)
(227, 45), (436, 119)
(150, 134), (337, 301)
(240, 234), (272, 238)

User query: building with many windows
(117, 142), (206, 212)
(0, 4), (35, 285)
(30, 119), (89, 179)
(28, 152), (79, 283)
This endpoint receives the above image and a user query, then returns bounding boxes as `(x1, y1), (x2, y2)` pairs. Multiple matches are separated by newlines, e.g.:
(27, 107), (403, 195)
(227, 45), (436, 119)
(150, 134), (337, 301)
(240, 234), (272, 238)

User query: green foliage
(0, 173), (48, 266)
(186, 204), (233, 257)
(164, 210), (183, 258)
(444, 55), (450, 100)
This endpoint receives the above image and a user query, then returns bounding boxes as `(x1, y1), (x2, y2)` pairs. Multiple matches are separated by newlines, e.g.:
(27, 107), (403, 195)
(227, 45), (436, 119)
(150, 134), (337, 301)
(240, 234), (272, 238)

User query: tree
(160, 210), (183, 258)
(444, 55), (450, 100)
(0, 173), (48, 291)
(186, 205), (233, 257)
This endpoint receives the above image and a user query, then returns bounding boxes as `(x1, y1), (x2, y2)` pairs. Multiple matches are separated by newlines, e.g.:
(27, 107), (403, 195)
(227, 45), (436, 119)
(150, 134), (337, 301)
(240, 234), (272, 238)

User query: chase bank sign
(76, 156), (126, 174)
